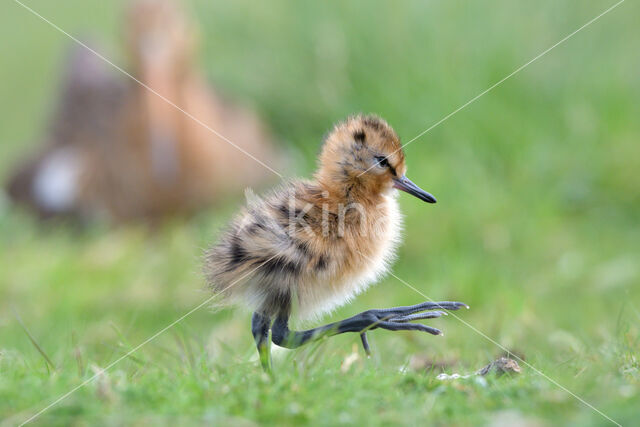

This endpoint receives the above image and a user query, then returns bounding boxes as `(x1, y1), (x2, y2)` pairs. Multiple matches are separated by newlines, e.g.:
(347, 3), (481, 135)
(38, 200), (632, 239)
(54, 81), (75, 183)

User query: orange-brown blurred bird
(6, 0), (279, 222)
(205, 115), (467, 371)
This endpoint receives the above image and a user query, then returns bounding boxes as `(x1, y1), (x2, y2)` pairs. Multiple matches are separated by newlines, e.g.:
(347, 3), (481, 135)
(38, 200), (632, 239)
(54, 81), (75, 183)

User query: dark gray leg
(271, 301), (468, 352)
(251, 312), (272, 372)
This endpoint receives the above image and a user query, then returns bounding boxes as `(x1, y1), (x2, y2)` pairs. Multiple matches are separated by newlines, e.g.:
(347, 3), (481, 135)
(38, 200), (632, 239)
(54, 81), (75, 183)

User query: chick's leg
(251, 312), (273, 372)
(271, 301), (468, 354)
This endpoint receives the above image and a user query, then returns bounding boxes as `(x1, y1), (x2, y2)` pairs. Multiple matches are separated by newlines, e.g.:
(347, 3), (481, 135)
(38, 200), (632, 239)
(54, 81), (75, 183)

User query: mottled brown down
(205, 115), (409, 320)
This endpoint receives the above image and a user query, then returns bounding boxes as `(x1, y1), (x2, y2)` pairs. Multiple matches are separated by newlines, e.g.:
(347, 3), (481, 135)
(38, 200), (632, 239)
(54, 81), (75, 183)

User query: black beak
(392, 175), (437, 203)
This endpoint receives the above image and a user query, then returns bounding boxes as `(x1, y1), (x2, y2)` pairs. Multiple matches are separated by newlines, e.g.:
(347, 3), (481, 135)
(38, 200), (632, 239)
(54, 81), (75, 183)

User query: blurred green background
(1, 0), (639, 425)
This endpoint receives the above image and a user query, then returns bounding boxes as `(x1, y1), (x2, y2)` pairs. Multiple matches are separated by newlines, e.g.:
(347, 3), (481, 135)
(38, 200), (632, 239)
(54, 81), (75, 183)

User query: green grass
(1, 0), (639, 425)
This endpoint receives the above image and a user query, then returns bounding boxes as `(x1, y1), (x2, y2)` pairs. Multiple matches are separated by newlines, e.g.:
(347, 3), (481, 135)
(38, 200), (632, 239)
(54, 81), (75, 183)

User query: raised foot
(359, 301), (468, 355)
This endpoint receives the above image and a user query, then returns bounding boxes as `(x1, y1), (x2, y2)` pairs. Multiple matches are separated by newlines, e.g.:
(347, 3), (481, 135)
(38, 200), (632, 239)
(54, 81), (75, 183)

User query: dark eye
(375, 156), (389, 168)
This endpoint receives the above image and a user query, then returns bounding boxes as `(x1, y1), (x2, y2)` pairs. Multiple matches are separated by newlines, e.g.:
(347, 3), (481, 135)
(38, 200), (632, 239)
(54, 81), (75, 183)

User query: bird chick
(205, 114), (467, 371)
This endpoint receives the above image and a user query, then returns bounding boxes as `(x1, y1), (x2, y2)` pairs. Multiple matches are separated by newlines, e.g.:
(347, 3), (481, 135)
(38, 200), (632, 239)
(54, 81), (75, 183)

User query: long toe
(375, 301), (468, 317)
(420, 301), (468, 311)
(360, 332), (371, 356)
(447, 301), (469, 310)
(378, 321), (442, 335)
(391, 311), (447, 323)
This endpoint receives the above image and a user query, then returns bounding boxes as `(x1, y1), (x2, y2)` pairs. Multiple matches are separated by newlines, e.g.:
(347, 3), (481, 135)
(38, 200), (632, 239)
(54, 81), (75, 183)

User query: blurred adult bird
(205, 115), (467, 371)
(6, 0), (280, 222)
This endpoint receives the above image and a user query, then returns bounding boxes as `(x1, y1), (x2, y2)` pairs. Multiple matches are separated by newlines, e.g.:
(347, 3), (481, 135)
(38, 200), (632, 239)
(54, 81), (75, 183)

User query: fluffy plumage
(205, 115), (407, 319)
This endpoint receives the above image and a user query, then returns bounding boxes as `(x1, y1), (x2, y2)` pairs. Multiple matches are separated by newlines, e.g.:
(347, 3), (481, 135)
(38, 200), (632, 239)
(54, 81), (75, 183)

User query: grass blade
(12, 306), (56, 372)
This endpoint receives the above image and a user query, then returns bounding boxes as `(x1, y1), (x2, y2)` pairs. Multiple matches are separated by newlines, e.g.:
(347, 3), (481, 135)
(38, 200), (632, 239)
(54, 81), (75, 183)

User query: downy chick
(205, 114), (467, 371)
